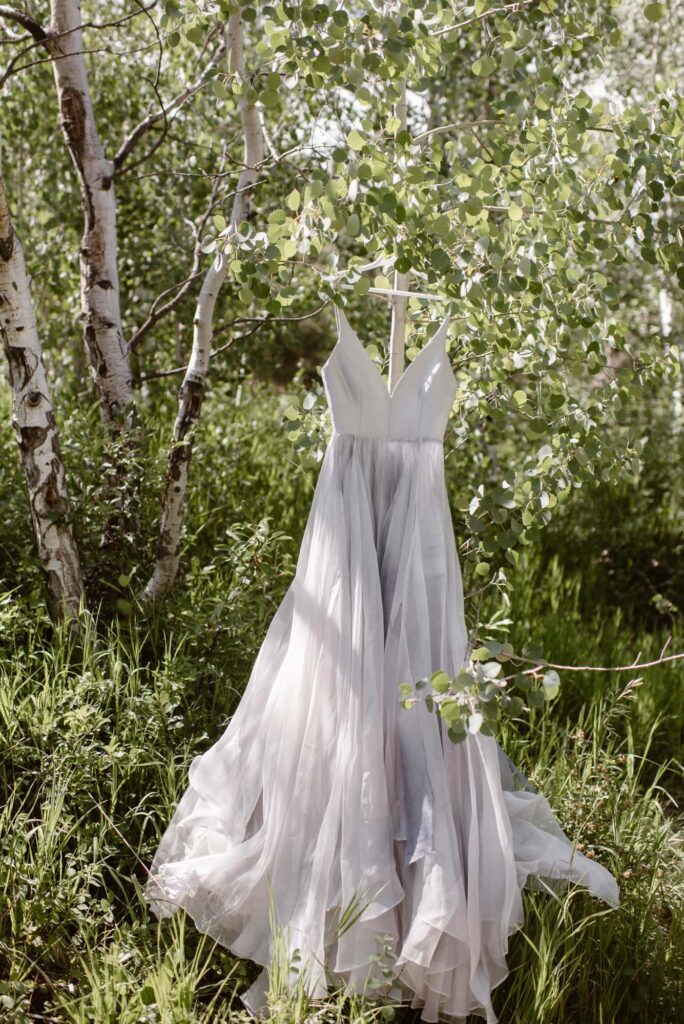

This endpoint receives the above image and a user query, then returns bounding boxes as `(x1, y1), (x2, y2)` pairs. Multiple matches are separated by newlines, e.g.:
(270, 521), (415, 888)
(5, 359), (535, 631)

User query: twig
(415, 119), (497, 145)
(129, 148), (229, 350)
(113, 30), (226, 174)
(0, 4), (46, 40)
(511, 648), (684, 675)
(133, 303), (329, 382)
(436, 0), (542, 36)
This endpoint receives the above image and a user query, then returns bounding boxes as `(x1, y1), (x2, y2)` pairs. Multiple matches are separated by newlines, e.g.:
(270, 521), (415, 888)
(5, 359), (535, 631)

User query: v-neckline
(332, 304), (452, 399)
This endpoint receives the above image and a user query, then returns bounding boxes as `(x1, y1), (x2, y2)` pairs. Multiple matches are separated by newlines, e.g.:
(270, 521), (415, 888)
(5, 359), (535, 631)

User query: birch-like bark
(47, 0), (134, 428)
(659, 287), (681, 435)
(0, 177), (84, 621)
(388, 81), (409, 394)
(140, 11), (264, 606)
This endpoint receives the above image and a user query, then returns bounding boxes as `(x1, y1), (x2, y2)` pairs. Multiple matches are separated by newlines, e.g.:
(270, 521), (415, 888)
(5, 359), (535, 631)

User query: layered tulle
(146, 433), (619, 1023)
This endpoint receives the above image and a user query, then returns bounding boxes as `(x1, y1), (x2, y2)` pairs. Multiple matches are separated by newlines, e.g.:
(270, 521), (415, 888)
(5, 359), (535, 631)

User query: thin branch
(512, 649), (684, 675)
(113, 34), (226, 173)
(415, 119), (497, 145)
(0, 4), (159, 87)
(1, 36), (164, 87)
(133, 303), (329, 382)
(129, 148), (229, 350)
(436, 0), (542, 36)
(0, 4), (45, 40)
(111, 0), (166, 176)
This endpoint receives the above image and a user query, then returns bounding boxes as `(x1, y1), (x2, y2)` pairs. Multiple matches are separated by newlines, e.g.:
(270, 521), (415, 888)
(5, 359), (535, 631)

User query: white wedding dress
(146, 304), (619, 1022)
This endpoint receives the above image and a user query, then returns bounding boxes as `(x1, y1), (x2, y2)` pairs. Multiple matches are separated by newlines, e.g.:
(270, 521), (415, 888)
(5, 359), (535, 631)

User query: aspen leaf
(471, 56), (497, 77)
(346, 213), (361, 237)
(431, 671), (450, 693)
(468, 712), (484, 734)
(542, 670), (561, 698)
(448, 727), (467, 745)
(643, 2), (664, 20)
(347, 129), (365, 151)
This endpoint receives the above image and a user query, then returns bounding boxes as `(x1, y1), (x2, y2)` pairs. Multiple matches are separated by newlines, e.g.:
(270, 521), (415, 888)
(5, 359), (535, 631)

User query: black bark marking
(3, 342), (37, 391)
(41, 461), (70, 517)
(152, 381), (205, 564)
(59, 86), (97, 236)
(60, 86), (88, 170)
(0, 228), (14, 262)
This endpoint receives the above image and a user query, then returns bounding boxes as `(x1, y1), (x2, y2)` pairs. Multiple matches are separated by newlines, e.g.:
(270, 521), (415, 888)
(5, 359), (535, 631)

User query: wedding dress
(145, 304), (619, 1023)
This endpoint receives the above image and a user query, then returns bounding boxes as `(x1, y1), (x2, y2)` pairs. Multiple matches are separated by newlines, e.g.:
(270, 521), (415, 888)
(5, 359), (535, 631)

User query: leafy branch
(399, 637), (684, 744)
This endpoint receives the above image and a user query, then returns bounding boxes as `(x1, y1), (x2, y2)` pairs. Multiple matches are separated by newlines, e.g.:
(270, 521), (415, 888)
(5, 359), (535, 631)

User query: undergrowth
(0, 388), (682, 1023)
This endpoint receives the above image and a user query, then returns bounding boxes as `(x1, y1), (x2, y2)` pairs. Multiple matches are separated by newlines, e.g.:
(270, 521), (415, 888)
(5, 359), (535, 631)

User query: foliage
(1, 387), (683, 1022)
(0, 0), (682, 615)
(1, 3), (683, 1021)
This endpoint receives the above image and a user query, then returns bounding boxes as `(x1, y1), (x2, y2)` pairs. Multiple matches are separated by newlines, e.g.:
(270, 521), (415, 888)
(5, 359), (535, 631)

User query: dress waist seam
(332, 431), (444, 444)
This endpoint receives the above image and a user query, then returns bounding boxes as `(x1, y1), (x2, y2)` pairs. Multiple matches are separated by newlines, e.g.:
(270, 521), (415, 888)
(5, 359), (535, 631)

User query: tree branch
(139, 10), (265, 607)
(513, 649), (684, 675)
(133, 303), (329, 382)
(436, 0), (542, 36)
(128, 147), (229, 350)
(113, 34), (226, 173)
(0, 3), (46, 41)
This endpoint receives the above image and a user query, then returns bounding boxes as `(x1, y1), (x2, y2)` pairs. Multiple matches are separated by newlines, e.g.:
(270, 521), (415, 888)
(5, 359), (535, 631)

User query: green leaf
(447, 722), (467, 744)
(542, 669), (561, 699)
(440, 698), (462, 723)
(347, 129), (365, 152)
(453, 669), (474, 689)
(346, 213), (361, 237)
(468, 712), (484, 734)
(513, 390), (528, 406)
(643, 2), (664, 20)
(280, 238), (297, 259)
(140, 986), (156, 1006)
(472, 55), (497, 77)
(431, 670), (450, 693)
(430, 247), (451, 272)
(285, 189), (301, 211)
(508, 202), (523, 222)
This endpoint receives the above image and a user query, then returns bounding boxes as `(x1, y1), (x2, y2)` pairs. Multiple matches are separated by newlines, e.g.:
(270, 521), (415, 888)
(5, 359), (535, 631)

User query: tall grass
(0, 388), (682, 1023)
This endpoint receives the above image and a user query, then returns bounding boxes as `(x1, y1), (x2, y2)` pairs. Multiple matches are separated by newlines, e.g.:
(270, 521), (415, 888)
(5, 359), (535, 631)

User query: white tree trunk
(0, 176), (83, 620)
(140, 11), (264, 606)
(47, 0), (134, 428)
(388, 81), (409, 394)
(659, 287), (681, 434)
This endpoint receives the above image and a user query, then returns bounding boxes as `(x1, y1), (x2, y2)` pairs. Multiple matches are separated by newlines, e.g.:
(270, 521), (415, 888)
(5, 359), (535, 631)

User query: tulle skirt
(145, 434), (619, 1022)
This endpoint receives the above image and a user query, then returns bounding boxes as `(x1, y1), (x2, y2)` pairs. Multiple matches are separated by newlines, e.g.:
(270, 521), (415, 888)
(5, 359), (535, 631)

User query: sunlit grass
(1, 555), (681, 1023)
(0, 391), (682, 1022)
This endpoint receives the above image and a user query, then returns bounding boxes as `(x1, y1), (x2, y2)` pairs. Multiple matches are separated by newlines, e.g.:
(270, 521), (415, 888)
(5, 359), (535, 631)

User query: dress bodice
(322, 306), (456, 441)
